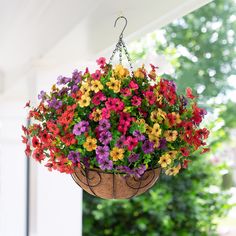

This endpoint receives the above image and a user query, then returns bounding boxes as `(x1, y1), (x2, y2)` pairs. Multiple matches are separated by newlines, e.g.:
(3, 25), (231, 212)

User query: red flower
(25, 144), (31, 157)
(61, 133), (77, 146)
(58, 111), (74, 126)
(22, 135), (28, 144)
(47, 121), (60, 135)
(200, 148), (210, 154)
(181, 121), (193, 134)
(40, 130), (51, 145)
(32, 148), (45, 162)
(144, 91), (156, 105)
(186, 87), (195, 99)
(196, 128), (210, 139)
(32, 136), (40, 148)
(124, 136), (138, 151)
(91, 70), (101, 80)
(182, 159), (190, 169)
(105, 98), (124, 112)
(180, 147), (190, 157)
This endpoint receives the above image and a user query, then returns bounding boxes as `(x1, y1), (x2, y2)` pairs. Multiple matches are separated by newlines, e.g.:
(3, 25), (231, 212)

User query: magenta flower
(124, 136), (138, 151)
(131, 96), (142, 106)
(91, 70), (101, 80)
(116, 135), (126, 148)
(96, 57), (106, 68)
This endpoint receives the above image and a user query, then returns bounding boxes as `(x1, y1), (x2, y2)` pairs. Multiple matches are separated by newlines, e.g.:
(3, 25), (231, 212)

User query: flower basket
(22, 16), (209, 199)
(72, 167), (161, 199)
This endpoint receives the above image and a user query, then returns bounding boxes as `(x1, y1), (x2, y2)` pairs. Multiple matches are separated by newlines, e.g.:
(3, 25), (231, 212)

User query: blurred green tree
(83, 0), (236, 235)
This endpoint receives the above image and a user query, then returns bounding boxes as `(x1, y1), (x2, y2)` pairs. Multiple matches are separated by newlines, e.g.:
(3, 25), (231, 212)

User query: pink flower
(124, 136), (138, 151)
(101, 107), (110, 119)
(120, 88), (132, 97)
(91, 70), (101, 80)
(131, 96), (142, 106)
(92, 91), (106, 105)
(129, 80), (139, 90)
(96, 57), (106, 68)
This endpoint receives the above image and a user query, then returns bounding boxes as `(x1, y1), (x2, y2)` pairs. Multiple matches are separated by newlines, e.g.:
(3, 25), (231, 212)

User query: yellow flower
(110, 147), (125, 161)
(164, 130), (178, 142)
(92, 109), (102, 122)
(136, 119), (146, 125)
(167, 150), (178, 159)
(148, 134), (160, 148)
(151, 123), (162, 137)
(80, 82), (91, 94)
(165, 164), (181, 176)
(51, 84), (59, 92)
(114, 64), (129, 78)
(78, 94), (91, 107)
(83, 136), (97, 152)
(145, 124), (153, 135)
(158, 154), (172, 168)
(134, 68), (145, 79)
(91, 80), (103, 93)
(150, 109), (166, 123)
(106, 77), (121, 93)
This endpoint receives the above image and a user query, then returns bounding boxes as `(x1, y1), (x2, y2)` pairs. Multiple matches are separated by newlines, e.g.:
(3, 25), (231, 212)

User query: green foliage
(83, 158), (231, 236)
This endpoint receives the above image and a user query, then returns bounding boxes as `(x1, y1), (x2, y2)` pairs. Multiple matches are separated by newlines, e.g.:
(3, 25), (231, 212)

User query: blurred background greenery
(83, 0), (236, 235)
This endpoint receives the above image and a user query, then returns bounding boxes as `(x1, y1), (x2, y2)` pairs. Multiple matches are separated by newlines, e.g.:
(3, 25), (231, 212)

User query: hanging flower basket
(22, 16), (209, 199)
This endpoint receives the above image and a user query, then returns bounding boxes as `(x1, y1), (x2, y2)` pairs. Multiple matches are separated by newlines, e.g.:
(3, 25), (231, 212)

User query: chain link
(109, 35), (134, 77)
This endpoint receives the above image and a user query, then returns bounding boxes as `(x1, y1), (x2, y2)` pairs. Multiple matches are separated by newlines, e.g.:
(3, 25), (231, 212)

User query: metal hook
(114, 16), (128, 38)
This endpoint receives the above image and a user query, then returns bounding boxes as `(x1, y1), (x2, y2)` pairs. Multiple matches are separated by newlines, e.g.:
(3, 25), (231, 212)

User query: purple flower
(48, 97), (62, 109)
(142, 140), (154, 154)
(71, 84), (79, 93)
(58, 87), (69, 96)
(96, 146), (109, 161)
(82, 156), (90, 168)
(38, 90), (46, 100)
(57, 76), (71, 85)
(98, 119), (111, 131)
(180, 95), (188, 107)
(135, 165), (147, 178)
(133, 130), (146, 141)
(99, 131), (112, 145)
(99, 159), (113, 170)
(115, 135), (126, 148)
(73, 121), (89, 135)
(72, 70), (82, 84)
(128, 153), (140, 163)
(159, 138), (167, 149)
(68, 151), (81, 163)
